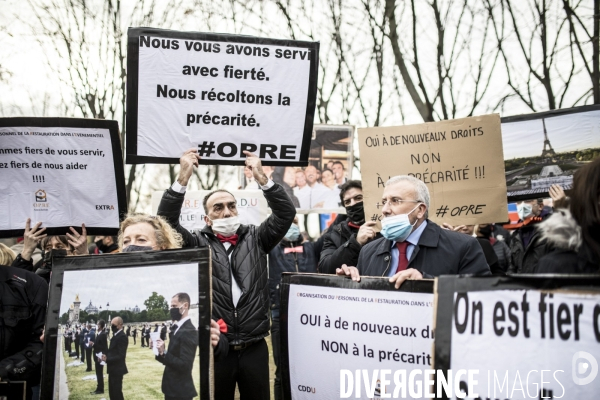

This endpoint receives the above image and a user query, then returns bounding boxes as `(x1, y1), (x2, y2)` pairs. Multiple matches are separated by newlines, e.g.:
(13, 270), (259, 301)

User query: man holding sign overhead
(339, 175), (490, 286)
(157, 149), (295, 400)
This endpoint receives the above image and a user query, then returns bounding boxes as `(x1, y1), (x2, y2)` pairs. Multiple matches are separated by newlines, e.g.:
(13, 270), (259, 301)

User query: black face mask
(170, 307), (183, 321)
(122, 245), (154, 252)
(95, 239), (110, 253)
(41, 249), (68, 270)
(111, 324), (118, 333)
(345, 202), (365, 225)
(479, 225), (493, 238)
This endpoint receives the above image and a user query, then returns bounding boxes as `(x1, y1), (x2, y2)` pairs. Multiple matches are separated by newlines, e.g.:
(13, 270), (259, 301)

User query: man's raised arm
(157, 148), (200, 248)
(242, 151), (295, 253)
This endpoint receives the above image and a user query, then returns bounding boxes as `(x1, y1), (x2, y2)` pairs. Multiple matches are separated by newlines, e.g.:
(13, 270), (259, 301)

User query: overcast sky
(502, 109), (600, 159)
(59, 262), (199, 315)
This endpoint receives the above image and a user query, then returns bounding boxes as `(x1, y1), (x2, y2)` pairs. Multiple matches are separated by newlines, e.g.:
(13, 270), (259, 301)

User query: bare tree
(486, 0), (596, 111)
(24, 0), (189, 210)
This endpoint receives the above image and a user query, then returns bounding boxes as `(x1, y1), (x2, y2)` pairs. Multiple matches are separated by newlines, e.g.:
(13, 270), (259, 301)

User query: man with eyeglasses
(319, 180), (382, 274)
(337, 175), (490, 286)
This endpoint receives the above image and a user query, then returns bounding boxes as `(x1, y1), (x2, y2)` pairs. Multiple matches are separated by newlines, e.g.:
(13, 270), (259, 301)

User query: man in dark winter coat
(507, 199), (552, 274)
(319, 180), (381, 274)
(158, 149), (295, 400)
(338, 176), (490, 286)
(268, 218), (321, 400)
(0, 265), (47, 400)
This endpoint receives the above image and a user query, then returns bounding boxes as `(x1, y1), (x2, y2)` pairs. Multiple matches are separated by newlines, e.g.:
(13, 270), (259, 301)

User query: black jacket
(156, 318), (198, 397)
(508, 224), (550, 274)
(534, 208), (600, 274)
(158, 182), (295, 346)
(0, 266), (47, 386)
(319, 220), (382, 274)
(93, 330), (108, 363)
(356, 220), (490, 277)
(106, 330), (128, 376)
(268, 239), (320, 310)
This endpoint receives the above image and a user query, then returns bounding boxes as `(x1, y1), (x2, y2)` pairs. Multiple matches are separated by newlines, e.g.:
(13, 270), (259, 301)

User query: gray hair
(385, 175), (430, 218)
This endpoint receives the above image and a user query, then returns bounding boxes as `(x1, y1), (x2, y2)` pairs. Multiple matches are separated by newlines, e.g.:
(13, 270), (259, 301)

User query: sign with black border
(126, 27), (319, 166)
(434, 274), (600, 400)
(0, 117), (127, 238)
(280, 273), (434, 400)
(41, 248), (213, 400)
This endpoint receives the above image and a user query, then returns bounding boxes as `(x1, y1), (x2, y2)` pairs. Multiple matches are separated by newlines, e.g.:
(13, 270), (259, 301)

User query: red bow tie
(216, 234), (238, 246)
(216, 318), (228, 333)
(284, 246), (304, 254)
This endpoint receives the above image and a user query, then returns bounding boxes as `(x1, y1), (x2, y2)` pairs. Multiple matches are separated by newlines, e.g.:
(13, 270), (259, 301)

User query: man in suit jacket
(155, 293), (198, 400)
(339, 175), (490, 285)
(80, 324), (88, 363)
(91, 319), (108, 394)
(101, 317), (128, 400)
(73, 328), (81, 359)
(84, 323), (95, 371)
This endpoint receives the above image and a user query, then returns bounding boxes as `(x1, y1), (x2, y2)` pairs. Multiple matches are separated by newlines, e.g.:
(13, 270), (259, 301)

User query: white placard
(151, 189), (268, 232)
(287, 284), (435, 399)
(127, 29), (319, 165)
(0, 125), (121, 233)
(450, 290), (600, 399)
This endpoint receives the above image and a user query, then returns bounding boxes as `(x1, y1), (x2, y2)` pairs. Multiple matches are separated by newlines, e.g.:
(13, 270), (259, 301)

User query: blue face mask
(380, 204), (421, 242)
(285, 225), (300, 241)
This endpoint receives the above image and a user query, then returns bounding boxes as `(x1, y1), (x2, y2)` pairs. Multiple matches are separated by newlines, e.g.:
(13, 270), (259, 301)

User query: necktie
(284, 246), (304, 254)
(216, 234), (238, 246)
(169, 324), (178, 340)
(395, 241), (409, 273)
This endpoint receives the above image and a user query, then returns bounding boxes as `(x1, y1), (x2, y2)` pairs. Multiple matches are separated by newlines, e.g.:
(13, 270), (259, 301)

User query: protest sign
(42, 248), (213, 400)
(358, 114), (507, 227)
(0, 118), (126, 238)
(280, 273), (434, 399)
(126, 27), (319, 166)
(434, 275), (600, 400)
(501, 104), (600, 201)
(151, 189), (268, 232)
(240, 124), (353, 213)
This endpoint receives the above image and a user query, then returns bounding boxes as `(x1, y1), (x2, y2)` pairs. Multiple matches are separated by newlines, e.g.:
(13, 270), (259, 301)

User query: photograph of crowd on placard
(502, 107), (600, 200)
(52, 263), (201, 400)
(239, 124), (354, 212)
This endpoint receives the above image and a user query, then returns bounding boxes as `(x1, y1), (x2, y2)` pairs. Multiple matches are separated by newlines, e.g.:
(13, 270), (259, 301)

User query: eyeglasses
(376, 199), (420, 209)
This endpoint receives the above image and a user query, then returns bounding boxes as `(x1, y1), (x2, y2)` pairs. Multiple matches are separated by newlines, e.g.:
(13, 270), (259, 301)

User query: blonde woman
(118, 214), (183, 252)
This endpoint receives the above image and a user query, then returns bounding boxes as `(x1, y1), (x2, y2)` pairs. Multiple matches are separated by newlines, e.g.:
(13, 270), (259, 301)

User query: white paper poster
(151, 189), (268, 232)
(287, 284), (435, 399)
(0, 120), (124, 236)
(126, 28), (319, 165)
(449, 289), (600, 399)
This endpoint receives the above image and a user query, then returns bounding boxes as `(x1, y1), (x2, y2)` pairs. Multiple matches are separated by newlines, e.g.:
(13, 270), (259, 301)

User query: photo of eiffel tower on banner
(501, 106), (600, 200)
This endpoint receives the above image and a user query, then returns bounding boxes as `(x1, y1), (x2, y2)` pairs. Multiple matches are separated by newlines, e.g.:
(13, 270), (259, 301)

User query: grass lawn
(61, 335), (277, 399)
(62, 336), (200, 399)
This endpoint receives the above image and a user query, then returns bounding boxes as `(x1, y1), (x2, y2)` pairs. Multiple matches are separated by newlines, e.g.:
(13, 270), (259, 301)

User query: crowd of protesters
(1, 150), (599, 400)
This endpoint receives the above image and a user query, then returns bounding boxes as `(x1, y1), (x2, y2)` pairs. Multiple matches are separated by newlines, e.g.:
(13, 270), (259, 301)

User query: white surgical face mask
(517, 203), (533, 220)
(210, 216), (240, 236)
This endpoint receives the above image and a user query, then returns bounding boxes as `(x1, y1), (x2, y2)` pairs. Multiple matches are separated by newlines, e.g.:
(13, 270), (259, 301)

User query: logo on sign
(95, 205), (115, 210)
(298, 385), (316, 394)
(35, 189), (47, 202)
(572, 351), (598, 386)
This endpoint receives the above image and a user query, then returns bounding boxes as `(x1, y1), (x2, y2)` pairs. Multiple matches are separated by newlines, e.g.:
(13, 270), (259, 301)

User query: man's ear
(417, 204), (427, 219)
(204, 215), (211, 226)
